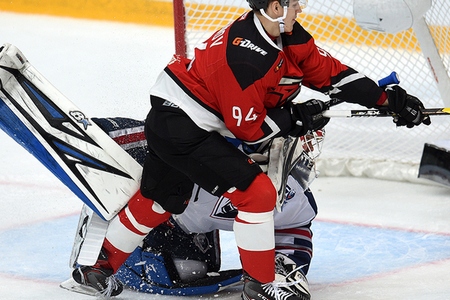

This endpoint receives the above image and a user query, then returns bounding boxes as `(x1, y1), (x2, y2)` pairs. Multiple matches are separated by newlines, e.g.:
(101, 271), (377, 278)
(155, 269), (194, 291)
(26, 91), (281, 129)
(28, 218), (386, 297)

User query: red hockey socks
(224, 173), (277, 283)
(102, 190), (171, 272)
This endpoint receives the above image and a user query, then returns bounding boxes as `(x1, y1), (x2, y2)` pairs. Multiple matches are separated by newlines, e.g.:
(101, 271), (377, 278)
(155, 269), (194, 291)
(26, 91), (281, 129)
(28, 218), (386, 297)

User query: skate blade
(60, 277), (98, 296)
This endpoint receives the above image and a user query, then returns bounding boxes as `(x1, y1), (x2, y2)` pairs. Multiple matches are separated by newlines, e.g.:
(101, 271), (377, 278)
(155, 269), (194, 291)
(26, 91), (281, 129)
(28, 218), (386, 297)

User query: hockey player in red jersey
(72, 0), (430, 299)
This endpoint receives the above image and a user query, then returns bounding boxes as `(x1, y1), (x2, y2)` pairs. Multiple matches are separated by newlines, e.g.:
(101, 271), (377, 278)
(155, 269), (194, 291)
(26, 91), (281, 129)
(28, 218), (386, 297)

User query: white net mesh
(178, 0), (450, 182)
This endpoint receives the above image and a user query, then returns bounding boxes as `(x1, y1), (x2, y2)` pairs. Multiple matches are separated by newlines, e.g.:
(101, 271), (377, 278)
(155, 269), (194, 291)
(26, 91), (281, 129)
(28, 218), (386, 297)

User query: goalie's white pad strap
(267, 137), (301, 212)
(70, 204), (108, 267)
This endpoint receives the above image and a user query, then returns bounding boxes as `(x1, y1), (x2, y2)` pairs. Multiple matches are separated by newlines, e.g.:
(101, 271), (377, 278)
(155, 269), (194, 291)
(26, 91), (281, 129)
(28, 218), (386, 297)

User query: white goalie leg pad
(70, 204), (109, 267)
(234, 211), (274, 251)
(0, 43), (142, 221)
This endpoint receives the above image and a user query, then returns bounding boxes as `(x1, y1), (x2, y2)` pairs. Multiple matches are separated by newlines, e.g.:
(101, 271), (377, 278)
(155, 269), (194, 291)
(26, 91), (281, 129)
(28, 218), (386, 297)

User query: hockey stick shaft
(323, 72), (450, 118)
(323, 107), (450, 118)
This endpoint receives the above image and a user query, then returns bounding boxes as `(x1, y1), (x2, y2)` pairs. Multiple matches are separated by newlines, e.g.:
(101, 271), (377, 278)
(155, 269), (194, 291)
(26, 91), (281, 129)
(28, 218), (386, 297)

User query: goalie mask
(291, 129), (325, 190)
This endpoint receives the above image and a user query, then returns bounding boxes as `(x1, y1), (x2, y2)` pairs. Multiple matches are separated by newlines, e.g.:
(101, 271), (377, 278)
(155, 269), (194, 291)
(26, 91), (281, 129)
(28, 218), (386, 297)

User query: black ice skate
(72, 250), (123, 297)
(242, 273), (305, 300)
(275, 253), (311, 300)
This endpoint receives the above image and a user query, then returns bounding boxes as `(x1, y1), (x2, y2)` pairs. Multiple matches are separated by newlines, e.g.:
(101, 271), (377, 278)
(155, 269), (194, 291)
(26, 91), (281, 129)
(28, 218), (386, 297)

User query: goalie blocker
(419, 141), (450, 187)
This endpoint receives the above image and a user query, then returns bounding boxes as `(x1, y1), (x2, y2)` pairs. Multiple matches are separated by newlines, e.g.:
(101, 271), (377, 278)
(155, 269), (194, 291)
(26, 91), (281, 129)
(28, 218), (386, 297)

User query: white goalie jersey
(173, 175), (317, 234)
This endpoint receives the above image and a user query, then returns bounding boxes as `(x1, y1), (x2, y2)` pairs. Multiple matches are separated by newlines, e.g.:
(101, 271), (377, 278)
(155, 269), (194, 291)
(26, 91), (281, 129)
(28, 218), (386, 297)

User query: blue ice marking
(308, 221), (450, 284)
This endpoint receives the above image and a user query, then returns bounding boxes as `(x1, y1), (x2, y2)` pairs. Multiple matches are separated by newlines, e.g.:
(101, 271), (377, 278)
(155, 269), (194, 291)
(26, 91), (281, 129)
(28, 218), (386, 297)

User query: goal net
(173, 0), (450, 182)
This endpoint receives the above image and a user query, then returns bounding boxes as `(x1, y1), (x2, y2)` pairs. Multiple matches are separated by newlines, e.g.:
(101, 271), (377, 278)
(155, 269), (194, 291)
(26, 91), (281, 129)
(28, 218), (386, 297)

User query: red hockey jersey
(150, 11), (383, 143)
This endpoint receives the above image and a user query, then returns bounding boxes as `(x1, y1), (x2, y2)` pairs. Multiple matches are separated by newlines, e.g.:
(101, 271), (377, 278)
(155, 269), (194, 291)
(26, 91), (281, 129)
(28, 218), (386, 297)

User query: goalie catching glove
(289, 99), (330, 137)
(385, 85), (431, 128)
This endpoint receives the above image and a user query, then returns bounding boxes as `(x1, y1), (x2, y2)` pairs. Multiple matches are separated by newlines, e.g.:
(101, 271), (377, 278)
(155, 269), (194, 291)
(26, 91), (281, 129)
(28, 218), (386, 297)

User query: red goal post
(173, 0), (187, 57)
(172, 0), (450, 183)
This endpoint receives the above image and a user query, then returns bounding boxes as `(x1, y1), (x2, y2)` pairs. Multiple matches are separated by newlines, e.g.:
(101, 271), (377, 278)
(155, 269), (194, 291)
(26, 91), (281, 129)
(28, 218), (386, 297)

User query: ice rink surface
(1, 11), (450, 300)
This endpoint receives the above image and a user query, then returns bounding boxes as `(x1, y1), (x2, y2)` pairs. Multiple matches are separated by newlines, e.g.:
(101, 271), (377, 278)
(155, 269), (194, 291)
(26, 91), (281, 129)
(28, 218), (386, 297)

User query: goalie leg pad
(0, 44), (142, 220)
(70, 204), (108, 267)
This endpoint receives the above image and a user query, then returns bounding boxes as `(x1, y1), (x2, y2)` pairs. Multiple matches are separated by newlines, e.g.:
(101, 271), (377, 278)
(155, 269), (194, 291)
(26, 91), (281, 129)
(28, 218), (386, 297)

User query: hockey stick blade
(323, 107), (450, 118)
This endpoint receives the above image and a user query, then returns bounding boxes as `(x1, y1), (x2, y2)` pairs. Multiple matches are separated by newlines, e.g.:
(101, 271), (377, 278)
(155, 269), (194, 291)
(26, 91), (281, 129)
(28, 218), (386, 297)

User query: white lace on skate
(98, 275), (121, 298)
(261, 277), (302, 300)
(274, 254), (310, 298)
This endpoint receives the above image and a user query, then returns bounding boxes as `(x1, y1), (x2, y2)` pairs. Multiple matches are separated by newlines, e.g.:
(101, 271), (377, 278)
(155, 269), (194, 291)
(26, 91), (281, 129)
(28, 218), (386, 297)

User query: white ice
(1, 11), (450, 300)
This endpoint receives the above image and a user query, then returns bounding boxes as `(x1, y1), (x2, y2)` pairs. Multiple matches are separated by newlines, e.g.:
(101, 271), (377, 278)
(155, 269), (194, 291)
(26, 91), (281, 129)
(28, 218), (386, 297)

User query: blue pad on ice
(115, 221), (242, 295)
(116, 247), (242, 296)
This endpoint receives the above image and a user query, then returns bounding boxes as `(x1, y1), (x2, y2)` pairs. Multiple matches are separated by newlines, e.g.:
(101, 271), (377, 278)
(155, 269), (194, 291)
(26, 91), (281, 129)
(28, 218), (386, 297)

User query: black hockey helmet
(247, 0), (289, 11)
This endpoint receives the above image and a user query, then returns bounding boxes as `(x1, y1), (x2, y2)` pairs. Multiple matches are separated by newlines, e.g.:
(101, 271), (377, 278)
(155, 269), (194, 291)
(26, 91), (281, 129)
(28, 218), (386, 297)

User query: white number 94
(232, 106), (257, 127)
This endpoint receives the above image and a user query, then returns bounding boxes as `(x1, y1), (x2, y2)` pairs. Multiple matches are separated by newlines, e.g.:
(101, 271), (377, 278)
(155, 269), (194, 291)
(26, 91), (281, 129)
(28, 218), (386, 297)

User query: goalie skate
(60, 277), (98, 296)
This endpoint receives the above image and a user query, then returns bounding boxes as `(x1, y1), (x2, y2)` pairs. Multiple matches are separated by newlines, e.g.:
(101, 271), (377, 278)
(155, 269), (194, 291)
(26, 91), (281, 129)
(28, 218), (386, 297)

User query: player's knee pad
(225, 173), (276, 213)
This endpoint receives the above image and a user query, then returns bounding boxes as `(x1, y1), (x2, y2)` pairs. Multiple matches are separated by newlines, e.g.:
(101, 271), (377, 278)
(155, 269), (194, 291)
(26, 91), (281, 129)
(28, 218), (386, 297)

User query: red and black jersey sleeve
(283, 22), (384, 108)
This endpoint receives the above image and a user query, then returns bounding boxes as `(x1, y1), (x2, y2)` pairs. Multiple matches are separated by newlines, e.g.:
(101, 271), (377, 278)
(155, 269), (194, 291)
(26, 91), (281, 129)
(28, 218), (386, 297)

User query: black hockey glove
(386, 85), (431, 128)
(289, 99), (329, 137)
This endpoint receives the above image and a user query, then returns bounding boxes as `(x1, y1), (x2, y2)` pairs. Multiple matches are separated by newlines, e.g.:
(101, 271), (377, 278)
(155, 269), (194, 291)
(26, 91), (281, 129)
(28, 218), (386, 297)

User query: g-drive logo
(232, 37), (268, 56)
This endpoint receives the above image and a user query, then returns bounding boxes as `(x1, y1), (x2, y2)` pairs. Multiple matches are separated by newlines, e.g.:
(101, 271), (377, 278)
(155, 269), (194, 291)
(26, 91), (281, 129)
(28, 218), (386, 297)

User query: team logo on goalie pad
(70, 111), (91, 130)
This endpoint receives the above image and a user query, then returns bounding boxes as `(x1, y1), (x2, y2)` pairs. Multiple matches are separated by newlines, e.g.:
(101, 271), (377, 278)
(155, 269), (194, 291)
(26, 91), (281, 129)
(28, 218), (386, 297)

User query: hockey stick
(272, 74), (400, 211)
(323, 107), (450, 118)
(322, 72), (450, 118)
